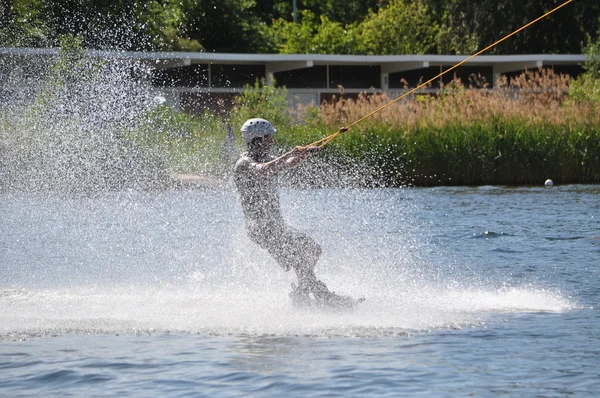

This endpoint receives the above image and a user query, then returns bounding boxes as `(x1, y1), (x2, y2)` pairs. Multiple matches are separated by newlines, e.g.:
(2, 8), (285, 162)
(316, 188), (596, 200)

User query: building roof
(0, 47), (587, 69)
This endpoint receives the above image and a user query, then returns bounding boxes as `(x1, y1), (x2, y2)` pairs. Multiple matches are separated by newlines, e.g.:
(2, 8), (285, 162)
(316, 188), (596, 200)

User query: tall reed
(283, 69), (600, 186)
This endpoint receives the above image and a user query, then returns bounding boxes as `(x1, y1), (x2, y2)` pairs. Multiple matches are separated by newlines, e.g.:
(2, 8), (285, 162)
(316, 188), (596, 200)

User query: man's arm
(256, 146), (321, 174)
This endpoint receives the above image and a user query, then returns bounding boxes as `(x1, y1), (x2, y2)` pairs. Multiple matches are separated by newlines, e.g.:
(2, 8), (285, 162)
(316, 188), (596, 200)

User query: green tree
(356, 0), (440, 55)
(3, 0), (599, 55)
(134, 0), (202, 51)
(0, 0), (50, 46)
(273, 10), (356, 54)
(232, 78), (291, 133)
(301, 0), (379, 24)
(273, 0), (445, 55)
(582, 33), (600, 79)
(569, 32), (600, 103)
(182, 0), (277, 53)
(1, 0), (150, 49)
(435, 0), (600, 55)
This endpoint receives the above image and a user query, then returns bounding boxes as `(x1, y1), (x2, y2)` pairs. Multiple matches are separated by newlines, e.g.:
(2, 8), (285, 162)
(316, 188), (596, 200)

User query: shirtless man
(233, 118), (355, 308)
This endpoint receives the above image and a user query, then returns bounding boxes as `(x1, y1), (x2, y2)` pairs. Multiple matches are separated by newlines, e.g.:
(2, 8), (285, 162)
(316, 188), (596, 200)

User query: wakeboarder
(233, 118), (361, 309)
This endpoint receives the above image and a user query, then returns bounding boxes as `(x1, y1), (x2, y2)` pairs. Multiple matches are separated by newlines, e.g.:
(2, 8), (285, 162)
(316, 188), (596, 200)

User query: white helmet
(240, 118), (276, 143)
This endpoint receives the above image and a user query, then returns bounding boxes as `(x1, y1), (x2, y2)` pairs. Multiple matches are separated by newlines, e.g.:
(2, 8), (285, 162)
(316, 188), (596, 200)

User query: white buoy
(544, 179), (554, 187)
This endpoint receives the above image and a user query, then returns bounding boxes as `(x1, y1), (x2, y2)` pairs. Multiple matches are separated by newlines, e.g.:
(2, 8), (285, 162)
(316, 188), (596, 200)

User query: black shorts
(247, 224), (321, 272)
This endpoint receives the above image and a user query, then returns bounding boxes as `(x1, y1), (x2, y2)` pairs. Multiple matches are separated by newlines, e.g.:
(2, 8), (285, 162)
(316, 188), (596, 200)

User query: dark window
(151, 64), (209, 87)
(274, 66), (327, 88)
(550, 64), (584, 79)
(441, 65), (494, 88)
(211, 64), (266, 88)
(389, 66), (442, 89)
(329, 65), (381, 89)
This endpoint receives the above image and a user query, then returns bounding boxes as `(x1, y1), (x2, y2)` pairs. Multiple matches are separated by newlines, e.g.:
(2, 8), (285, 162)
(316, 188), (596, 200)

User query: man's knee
(307, 243), (322, 262)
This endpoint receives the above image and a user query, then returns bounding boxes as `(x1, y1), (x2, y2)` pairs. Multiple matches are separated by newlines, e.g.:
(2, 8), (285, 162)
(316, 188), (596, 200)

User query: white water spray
(0, 39), (575, 342)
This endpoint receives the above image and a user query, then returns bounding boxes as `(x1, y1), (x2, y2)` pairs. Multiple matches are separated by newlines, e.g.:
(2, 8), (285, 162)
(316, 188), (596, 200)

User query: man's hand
(294, 145), (321, 158)
(285, 146), (321, 167)
(303, 145), (322, 154)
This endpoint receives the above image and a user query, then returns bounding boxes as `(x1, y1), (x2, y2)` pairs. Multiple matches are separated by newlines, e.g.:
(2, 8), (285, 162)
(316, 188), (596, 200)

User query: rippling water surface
(1, 185), (598, 396)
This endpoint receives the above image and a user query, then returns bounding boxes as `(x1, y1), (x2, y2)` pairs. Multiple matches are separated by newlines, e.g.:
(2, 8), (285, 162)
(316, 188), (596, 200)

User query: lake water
(1, 184), (599, 397)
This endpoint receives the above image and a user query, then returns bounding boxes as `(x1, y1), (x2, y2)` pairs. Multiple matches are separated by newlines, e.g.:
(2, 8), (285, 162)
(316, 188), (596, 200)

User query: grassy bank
(130, 69), (600, 187)
(319, 119), (600, 186)
(278, 70), (600, 186)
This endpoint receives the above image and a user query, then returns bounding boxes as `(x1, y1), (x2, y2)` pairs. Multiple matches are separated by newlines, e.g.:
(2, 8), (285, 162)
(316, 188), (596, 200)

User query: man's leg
(261, 227), (357, 307)
(263, 228), (333, 302)
(285, 231), (330, 295)
(286, 233), (359, 308)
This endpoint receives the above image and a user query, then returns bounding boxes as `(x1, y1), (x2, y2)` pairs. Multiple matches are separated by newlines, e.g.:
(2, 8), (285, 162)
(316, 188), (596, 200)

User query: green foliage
(273, 11), (357, 54)
(48, 34), (90, 78)
(356, 0), (440, 55)
(569, 75), (600, 104)
(2, 0), (599, 55)
(292, 119), (600, 186)
(132, 105), (233, 174)
(231, 79), (292, 131)
(569, 34), (600, 103)
(433, 0), (600, 55)
(1, 0), (147, 49)
(302, 0), (379, 24)
(0, 0), (49, 46)
(133, 78), (294, 175)
(129, 76), (600, 185)
(582, 33), (600, 79)
(2, 34), (171, 193)
(181, 0), (277, 53)
(134, 0), (202, 51)
(274, 1), (441, 55)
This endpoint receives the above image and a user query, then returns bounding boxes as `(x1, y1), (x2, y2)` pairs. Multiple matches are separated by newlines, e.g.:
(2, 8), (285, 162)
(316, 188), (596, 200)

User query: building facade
(0, 48), (587, 113)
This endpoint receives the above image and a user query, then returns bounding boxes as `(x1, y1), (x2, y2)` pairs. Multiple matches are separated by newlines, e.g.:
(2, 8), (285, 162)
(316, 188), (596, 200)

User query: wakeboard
(290, 283), (365, 311)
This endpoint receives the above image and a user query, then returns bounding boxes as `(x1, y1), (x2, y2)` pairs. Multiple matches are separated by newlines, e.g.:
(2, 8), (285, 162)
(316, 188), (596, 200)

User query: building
(0, 48), (587, 113)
